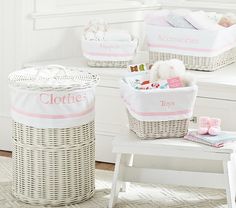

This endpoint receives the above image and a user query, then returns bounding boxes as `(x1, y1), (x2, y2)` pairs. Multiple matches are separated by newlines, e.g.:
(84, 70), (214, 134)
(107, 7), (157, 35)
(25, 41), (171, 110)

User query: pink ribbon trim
(11, 106), (94, 119)
(123, 97), (191, 116)
(148, 42), (235, 53)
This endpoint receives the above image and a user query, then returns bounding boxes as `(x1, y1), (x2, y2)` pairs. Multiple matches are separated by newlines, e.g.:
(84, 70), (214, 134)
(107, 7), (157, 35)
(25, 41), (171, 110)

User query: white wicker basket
(87, 59), (131, 68)
(127, 110), (189, 139)
(9, 65), (99, 206)
(121, 79), (198, 139)
(81, 36), (138, 68)
(149, 47), (236, 72)
(146, 24), (236, 71)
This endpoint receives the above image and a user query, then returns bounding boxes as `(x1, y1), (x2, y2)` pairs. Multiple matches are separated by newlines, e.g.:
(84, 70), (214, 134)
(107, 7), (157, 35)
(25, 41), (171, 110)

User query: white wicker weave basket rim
(8, 65), (100, 91)
(13, 139), (94, 150)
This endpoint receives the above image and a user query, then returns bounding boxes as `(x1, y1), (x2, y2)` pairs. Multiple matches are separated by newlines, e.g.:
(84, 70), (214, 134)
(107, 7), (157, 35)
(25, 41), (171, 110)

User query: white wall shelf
(27, 52), (236, 101)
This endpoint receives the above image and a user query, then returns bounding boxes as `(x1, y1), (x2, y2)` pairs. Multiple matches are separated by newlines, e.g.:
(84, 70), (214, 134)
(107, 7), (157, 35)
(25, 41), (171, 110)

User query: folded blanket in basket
(103, 30), (132, 41)
(184, 130), (236, 147)
(185, 11), (224, 30)
(145, 10), (171, 27)
(84, 30), (132, 41)
(167, 13), (196, 29)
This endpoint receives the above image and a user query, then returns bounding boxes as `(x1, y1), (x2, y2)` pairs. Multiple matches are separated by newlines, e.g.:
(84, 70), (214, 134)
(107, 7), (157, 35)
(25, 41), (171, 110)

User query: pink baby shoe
(198, 117), (210, 135)
(208, 118), (221, 136)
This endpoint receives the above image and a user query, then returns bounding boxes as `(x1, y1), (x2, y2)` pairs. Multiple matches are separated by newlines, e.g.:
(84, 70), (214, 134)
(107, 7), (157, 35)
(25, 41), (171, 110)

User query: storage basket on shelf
(146, 25), (236, 71)
(121, 76), (198, 139)
(81, 36), (138, 68)
(8, 65), (99, 206)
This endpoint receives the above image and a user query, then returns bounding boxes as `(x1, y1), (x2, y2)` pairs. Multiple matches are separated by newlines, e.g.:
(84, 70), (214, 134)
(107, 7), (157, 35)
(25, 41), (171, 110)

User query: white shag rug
(0, 157), (228, 208)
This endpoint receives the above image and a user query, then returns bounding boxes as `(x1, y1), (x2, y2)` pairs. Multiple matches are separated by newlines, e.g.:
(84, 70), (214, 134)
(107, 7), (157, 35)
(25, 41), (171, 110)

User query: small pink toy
(208, 118), (221, 136)
(198, 116), (221, 136)
(167, 77), (183, 88)
(198, 116), (210, 135)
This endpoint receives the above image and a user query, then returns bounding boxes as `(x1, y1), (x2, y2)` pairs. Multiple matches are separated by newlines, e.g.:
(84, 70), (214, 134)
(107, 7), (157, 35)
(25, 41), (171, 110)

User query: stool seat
(109, 129), (236, 208)
(113, 129), (236, 158)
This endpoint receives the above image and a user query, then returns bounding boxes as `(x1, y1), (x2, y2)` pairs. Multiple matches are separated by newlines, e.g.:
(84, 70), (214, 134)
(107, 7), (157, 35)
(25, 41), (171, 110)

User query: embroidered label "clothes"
(39, 93), (86, 104)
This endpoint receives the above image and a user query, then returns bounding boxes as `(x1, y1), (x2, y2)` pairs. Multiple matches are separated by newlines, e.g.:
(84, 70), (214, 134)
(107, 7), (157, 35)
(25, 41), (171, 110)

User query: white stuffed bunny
(149, 60), (165, 83)
(150, 59), (195, 87)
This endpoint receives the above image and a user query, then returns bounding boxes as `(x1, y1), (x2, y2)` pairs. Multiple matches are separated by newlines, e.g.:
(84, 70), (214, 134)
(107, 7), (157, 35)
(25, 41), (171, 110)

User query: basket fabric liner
(121, 80), (198, 122)
(10, 88), (95, 128)
(81, 37), (138, 61)
(9, 65), (99, 128)
(146, 24), (236, 57)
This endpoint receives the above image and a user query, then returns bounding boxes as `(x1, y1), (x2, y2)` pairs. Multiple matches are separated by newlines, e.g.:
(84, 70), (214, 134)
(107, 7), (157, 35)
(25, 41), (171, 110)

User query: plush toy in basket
(81, 19), (138, 68)
(121, 59), (198, 139)
(145, 9), (236, 71)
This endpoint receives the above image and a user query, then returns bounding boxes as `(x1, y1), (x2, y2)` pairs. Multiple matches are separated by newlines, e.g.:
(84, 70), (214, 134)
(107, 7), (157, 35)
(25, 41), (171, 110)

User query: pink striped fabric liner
(123, 97), (191, 116)
(84, 51), (133, 57)
(11, 106), (94, 119)
(148, 41), (236, 53)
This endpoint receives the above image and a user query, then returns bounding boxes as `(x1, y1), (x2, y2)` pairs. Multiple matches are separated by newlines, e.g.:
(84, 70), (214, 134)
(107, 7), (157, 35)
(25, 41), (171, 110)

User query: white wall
(0, 0), (152, 150)
(0, 0), (21, 150)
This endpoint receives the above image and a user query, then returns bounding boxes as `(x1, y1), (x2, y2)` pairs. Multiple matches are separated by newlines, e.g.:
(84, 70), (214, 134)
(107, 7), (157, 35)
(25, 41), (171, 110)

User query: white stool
(108, 129), (236, 208)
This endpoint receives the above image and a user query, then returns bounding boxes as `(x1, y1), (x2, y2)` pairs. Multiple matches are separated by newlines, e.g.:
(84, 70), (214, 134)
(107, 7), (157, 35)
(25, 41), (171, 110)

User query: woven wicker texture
(87, 60), (131, 68)
(12, 121), (95, 206)
(127, 111), (189, 139)
(8, 65), (99, 91)
(149, 47), (236, 71)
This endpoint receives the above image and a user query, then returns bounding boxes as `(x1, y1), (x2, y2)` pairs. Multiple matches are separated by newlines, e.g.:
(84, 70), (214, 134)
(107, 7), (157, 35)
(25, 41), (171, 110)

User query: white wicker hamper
(8, 65), (99, 206)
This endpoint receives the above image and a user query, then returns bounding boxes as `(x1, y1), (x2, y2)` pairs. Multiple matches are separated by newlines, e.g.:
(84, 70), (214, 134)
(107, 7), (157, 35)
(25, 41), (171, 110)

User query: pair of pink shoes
(198, 117), (221, 136)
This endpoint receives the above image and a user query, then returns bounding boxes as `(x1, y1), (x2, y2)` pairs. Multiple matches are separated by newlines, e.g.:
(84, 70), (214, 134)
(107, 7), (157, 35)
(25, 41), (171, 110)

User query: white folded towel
(103, 30), (132, 41)
(84, 32), (96, 41)
(145, 10), (171, 27)
(167, 13), (196, 29)
(185, 11), (224, 30)
(166, 9), (196, 29)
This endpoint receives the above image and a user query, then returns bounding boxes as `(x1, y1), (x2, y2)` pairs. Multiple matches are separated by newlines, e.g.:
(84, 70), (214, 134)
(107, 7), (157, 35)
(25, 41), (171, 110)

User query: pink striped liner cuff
(123, 98), (191, 116)
(148, 41), (236, 53)
(11, 106), (94, 119)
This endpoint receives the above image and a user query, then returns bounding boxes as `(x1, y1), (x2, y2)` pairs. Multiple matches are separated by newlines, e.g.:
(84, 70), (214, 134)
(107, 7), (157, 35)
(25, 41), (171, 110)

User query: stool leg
(120, 182), (127, 192)
(121, 154), (133, 192)
(108, 153), (124, 208)
(108, 153), (132, 208)
(223, 160), (236, 208)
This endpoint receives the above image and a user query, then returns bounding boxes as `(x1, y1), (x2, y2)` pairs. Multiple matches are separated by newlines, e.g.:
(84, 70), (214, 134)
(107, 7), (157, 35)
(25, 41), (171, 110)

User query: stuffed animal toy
(150, 59), (195, 87)
(218, 14), (236, 27)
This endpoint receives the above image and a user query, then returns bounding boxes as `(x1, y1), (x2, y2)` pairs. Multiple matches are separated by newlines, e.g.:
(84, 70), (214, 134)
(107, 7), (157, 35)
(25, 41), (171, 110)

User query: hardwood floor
(95, 161), (115, 171)
(0, 150), (115, 171)
(0, 150), (12, 158)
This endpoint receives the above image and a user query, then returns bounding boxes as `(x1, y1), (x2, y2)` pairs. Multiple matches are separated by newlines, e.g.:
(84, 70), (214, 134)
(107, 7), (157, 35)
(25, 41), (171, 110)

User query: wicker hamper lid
(8, 65), (99, 91)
